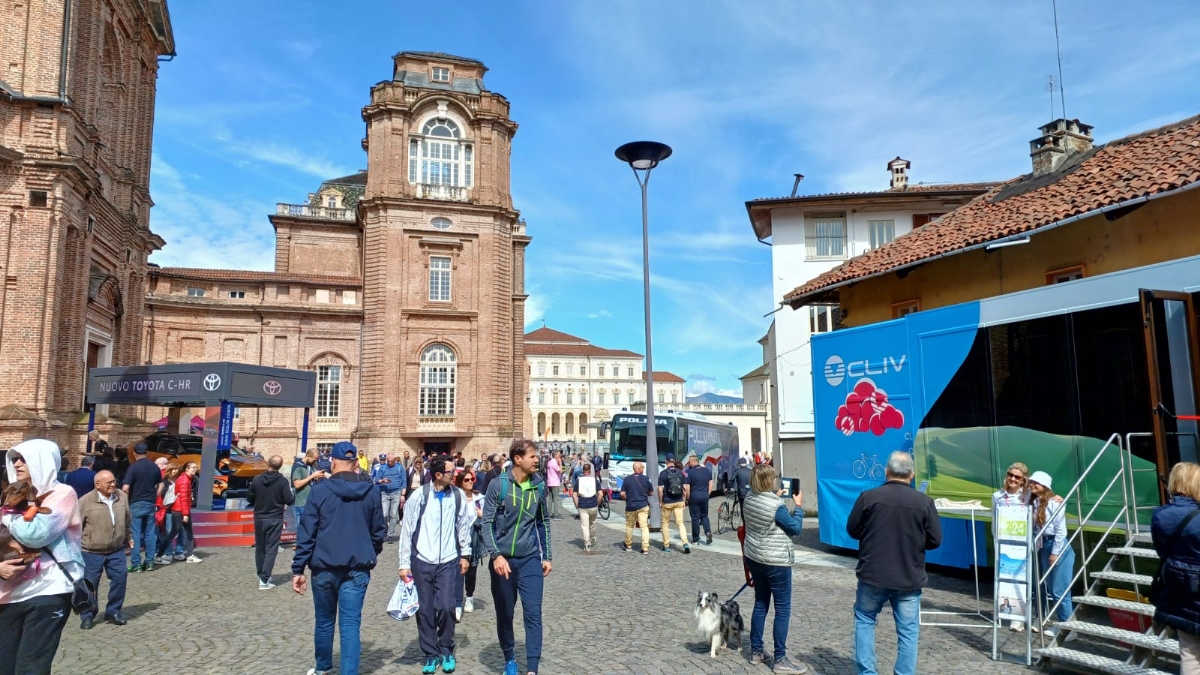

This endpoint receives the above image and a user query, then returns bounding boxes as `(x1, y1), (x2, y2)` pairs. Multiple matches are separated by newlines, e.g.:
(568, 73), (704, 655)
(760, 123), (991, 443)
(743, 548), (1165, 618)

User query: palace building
(142, 52), (531, 457)
(0, 0), (175, 450)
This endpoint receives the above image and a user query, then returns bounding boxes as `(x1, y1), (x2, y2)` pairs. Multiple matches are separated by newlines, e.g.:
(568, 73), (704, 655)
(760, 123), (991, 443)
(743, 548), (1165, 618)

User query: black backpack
(664, 469), (684, 499)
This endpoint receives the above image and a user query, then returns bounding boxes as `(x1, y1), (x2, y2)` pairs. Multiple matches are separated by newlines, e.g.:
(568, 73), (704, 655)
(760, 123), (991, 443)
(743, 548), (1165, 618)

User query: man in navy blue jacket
(620, 461), (653, 555)
(292, 441), (386, 675)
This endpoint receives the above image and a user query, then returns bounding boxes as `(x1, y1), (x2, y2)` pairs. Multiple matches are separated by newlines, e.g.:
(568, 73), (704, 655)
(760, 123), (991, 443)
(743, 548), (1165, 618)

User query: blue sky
(149, 0), (1200, 397)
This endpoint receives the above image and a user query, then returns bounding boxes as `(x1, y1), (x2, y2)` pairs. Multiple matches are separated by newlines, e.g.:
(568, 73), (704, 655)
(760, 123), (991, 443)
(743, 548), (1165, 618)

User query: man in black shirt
(846, 451), (941, 675)
(684, 455), (713, 545)
(657, 457), (689, 553)
(620, 462), (653, 555)
(122, 442), (163, 572)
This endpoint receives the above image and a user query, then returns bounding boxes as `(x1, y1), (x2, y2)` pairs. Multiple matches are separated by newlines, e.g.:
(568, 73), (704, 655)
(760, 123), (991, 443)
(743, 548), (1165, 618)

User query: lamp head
(615, 141), (672, 170)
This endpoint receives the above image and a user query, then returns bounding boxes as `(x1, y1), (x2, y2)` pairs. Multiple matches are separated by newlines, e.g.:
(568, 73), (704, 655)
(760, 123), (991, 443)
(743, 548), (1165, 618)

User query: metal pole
(86, 404), (96, 454)
(300, 408), (310, 455)
(639, 173), (661, 526)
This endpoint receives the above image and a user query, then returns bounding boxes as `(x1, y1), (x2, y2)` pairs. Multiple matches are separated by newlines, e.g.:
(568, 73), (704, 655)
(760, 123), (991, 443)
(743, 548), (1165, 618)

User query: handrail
(1034, 432), (1125, 645)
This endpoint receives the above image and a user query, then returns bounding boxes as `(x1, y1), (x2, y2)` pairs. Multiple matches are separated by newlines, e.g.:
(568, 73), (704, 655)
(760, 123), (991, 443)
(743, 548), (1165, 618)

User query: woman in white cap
(0, 439), (85, 672)
(992, 462), (1029, 631)
(1028, 470), (1074, 636)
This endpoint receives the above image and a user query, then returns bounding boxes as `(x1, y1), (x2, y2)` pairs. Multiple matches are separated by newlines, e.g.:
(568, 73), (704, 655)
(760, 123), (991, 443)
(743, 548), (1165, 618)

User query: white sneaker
(454, 607), (463, 622)
(154, 556), (171, 565)
(259, 580), (276, 590)
(306, 669), (331, 675)
(1010, 621), (1024, 632)
(185, 555), (202, 563)
(463, 597), (474, 613)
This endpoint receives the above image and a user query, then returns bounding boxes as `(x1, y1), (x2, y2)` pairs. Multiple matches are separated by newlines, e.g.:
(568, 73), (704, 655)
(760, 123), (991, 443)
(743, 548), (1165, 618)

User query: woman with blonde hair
(742, 462), (806, 672)
(992, 462), (1029, 631)
(1028, 470), (1073, 637)
(1152, 462), (1200, 674)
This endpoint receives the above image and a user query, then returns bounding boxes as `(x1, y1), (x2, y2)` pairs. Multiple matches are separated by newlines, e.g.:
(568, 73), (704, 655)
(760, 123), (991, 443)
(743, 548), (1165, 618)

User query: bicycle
(715, 493), (741, 534)
(852, 452), (886, 481)
(598, 487), (612, 520)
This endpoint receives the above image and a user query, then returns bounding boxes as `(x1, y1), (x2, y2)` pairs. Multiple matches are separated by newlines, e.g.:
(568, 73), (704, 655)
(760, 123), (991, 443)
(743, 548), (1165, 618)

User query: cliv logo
(824, 354), (907, 386)
(824, 355), (846, 386)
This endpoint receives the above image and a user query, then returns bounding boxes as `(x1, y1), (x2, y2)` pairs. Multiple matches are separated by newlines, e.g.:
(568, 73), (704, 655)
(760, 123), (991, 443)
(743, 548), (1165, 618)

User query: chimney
(1030, 118), (1094, 176)
(888, 157), (911, 189)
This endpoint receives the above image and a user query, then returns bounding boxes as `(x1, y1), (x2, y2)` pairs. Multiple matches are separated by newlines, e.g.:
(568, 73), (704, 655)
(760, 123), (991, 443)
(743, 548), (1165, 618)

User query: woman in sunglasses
(0, 439), (85, 673)
(992, 462), (1030, 631)
(453, 470), (485, 622)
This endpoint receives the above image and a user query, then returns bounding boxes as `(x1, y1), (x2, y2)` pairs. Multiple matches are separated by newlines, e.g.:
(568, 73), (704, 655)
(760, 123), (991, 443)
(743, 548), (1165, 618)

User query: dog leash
(729, 582), (750, 602)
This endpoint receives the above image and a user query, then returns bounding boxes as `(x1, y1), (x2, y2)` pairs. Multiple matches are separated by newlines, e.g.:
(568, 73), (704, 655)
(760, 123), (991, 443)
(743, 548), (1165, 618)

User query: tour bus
(607, 410), (740, 494)
(809, 255), (1200, 568)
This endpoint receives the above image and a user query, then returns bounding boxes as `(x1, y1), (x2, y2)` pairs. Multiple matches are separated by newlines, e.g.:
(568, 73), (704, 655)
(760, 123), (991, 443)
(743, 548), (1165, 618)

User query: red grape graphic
(835, 378), (904, 437)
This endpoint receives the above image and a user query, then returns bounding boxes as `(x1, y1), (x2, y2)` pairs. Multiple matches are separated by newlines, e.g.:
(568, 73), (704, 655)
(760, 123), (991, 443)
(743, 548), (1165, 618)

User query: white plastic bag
(387, 579), (419, 621)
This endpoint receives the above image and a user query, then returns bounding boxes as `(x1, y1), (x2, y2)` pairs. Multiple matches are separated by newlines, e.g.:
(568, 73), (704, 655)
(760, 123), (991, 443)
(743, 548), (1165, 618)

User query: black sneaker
(623, 544), (632, 552)
(684, 544), (691, 554)
(706, 533), (713, 545)
(642, 549), (649, 556)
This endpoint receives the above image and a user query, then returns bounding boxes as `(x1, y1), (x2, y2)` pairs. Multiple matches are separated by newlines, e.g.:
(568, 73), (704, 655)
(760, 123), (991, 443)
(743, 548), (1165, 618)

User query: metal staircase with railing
(1034, 433), (1180, 674)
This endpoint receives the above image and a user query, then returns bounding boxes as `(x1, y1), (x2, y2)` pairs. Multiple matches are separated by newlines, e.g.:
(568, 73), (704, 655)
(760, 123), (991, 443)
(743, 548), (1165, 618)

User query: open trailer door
(1140, 289), (1200, 504)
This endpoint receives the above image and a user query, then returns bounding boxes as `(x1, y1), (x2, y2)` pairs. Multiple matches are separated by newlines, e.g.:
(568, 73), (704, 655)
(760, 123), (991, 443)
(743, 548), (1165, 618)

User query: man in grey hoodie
(481, 439), (552, 675)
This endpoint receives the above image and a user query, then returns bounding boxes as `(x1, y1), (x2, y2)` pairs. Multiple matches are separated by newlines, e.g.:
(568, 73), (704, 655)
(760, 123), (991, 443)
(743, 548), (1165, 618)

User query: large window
(408, 118), (473, 188)
(419, 344), (456, 416)
(429, 256), (451, 302)
(316, 365), (341, 419)
(868, 220), (895, 250)
(805, 216), (847, 259)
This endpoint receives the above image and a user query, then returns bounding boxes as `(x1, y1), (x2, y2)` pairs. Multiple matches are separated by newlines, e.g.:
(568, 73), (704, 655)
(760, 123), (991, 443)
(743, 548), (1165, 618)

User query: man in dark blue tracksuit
(481, 439), (552, 675)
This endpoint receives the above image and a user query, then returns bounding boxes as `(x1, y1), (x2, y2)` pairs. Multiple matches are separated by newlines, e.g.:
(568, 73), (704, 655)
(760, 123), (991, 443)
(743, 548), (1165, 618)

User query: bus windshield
(609, 416), (674, 461)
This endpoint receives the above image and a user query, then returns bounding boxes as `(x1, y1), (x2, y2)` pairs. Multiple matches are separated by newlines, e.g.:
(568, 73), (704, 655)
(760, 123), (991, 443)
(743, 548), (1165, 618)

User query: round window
(431, 217), (452, 230)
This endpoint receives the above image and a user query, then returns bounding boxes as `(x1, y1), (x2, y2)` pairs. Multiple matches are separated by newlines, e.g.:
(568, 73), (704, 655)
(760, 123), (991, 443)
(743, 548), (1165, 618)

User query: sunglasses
(1006, 472), (1026, 481)
(10, 454), (25, 464)
(463, 478), (475, 482)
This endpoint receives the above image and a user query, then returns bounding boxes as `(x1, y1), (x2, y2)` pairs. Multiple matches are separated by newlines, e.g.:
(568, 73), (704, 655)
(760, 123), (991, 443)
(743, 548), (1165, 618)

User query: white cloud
(685, 375), (741, 398)
(586, 309), (611, 319)
(148, 154), (276, 270)
(524, 292), (547, 329)
(230, 139), (349, 180)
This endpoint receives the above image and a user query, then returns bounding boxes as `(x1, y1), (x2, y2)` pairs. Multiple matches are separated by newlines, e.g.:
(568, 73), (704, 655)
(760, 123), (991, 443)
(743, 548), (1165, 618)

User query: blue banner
(218, 401), (235, 451)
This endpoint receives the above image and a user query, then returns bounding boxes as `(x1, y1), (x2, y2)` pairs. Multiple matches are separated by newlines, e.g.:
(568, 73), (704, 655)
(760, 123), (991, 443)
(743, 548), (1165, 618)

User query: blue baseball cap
(665, 453), (675, 462)
(331, 441), (357, 460)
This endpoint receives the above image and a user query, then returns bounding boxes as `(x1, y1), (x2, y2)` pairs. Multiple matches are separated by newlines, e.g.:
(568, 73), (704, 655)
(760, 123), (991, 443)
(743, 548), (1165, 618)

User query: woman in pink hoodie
(0, 439), (84, 673)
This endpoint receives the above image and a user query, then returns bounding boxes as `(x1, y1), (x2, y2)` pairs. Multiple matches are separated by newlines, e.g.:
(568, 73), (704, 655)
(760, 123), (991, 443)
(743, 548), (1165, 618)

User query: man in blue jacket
(481, 439), (553, 675)
(621, 461), (653, 555)
(372, 453), (407, 541)
(292, 441), (386, 675)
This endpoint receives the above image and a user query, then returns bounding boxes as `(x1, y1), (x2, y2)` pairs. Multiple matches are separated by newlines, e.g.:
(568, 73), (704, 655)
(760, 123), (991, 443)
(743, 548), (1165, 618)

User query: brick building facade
(0, 1), (174, 451)
(143, 52), (531, 459)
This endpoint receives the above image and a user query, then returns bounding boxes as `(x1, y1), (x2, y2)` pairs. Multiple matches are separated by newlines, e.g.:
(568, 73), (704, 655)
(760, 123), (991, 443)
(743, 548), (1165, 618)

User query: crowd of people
(8, 429), (1130, 675)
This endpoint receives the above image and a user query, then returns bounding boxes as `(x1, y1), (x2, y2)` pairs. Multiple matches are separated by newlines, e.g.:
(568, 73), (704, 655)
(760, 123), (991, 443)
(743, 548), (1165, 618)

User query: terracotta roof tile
(523, 327), (589, 344)
(644, 371), (685, 383)
(784, 113), (1200, 305)
(750, 181), (1000, 203)
(523, 343), (642, 358)
(151, 267), (362, 286)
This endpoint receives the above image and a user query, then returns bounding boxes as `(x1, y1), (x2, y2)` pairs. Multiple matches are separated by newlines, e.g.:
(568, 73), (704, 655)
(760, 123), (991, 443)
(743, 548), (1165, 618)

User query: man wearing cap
(122, 442), (162, 572)
(846, 450), (941, 675)
(292, 441), (386, 675)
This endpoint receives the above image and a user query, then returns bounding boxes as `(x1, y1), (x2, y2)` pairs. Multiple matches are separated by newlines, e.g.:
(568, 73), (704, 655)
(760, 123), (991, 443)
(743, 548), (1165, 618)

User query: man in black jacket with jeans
(248, 455), (295, 589)
(846, 451), (941, 675)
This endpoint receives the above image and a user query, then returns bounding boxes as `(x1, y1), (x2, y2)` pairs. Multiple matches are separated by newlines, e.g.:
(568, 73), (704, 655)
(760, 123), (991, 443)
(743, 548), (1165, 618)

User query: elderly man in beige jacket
(78, 470), (133, 629)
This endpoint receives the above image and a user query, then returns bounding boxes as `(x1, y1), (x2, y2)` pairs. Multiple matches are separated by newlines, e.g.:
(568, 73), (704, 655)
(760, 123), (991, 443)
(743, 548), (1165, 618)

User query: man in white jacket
(398, 454), (476, 675)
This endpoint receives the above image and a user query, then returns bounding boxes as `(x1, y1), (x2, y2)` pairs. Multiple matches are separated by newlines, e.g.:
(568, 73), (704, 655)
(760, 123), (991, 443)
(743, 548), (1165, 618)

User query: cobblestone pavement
(53, 498), (1074, 674)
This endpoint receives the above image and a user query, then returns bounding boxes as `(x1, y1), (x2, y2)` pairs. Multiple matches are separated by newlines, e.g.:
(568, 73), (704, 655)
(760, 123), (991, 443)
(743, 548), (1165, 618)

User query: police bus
(607, 411), (740, 494)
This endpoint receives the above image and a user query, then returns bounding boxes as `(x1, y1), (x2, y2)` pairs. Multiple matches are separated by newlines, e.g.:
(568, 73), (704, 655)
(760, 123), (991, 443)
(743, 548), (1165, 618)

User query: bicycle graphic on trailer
(852, 453), (886, 480)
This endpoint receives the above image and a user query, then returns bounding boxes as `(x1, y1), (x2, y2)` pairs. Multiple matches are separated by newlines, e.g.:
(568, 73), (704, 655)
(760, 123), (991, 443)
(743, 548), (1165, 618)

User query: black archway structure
(86, 362), (316, 510)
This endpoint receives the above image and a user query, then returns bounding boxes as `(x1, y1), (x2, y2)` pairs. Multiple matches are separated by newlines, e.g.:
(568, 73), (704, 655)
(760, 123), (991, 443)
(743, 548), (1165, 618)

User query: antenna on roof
(1051, 0), (1067, 119)
(1045, 74), (1055, 122)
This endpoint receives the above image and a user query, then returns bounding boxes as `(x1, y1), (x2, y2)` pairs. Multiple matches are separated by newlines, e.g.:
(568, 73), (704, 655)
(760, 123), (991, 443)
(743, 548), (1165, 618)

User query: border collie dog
(695, 591), (744, 658)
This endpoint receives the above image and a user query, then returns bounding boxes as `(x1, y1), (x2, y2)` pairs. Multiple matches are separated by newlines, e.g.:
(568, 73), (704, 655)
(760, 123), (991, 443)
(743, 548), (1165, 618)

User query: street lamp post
(615, 140), (672, 527)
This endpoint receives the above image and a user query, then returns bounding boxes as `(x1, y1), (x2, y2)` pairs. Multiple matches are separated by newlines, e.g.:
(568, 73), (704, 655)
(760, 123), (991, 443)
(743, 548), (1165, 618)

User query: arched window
(537, 413), (546, 436)
(565, 413), (574, 436)
(419, 344), (457, 416)
(409, 116), (473, 188)
(551, 413), (560, 435)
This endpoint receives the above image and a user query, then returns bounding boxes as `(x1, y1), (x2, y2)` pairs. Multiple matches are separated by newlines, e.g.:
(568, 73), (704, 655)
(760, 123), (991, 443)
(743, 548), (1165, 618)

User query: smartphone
(791, 477), (801, 496)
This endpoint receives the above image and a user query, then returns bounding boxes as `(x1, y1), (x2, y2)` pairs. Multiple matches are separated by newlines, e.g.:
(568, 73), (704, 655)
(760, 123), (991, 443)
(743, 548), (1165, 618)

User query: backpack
(412, 483), (463, 559)
(664, 469), (684, 499)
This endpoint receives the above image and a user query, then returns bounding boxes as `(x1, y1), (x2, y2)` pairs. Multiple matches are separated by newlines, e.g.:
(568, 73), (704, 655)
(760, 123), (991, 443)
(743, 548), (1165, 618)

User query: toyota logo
(203, 374), (222, 392)
(263, 381), (282, 396)
(824, 355), (846, 387)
